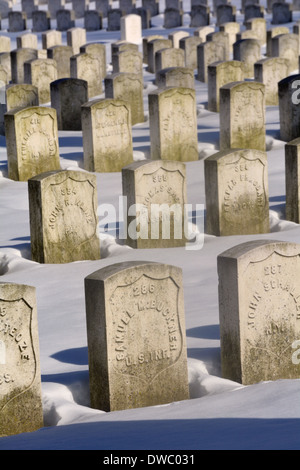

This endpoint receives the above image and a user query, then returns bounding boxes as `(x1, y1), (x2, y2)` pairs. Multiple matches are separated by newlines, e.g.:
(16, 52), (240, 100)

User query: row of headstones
(1, 237), (300, 436)
(2, 2), (298, 32)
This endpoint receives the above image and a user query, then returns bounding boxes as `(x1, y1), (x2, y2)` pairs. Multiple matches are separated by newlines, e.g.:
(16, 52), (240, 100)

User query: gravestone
(155, 48), (185, 74)
(5, 106), (60, 181)
(82, 98), (133, 172)
(218, 240), (300, 384)
(168, 31), (189, 48)
(244, 4), (264, 21)
(32, 10), (51, 32)
(50, 78), (88, 130)
(49, 0), (65, 19)
(70, 52), (102, 99)
(179, 36), (202, 70)
(266, 26), (289, 57)
(67, 27), (87, 55)
(254, 57), (289, 105)
(219, 22), (240, 54)
(142, 35), (164, 64)
(245, 17), (266, 45)
(95, 0), (112, 17)
(21, 0), (38, 18)
(85, 261), (189, 411)
(208, 60), (244, 112)
(156, 66), (195, 89)
(0, 52), (11, 84)
(193, 25), (214, 42)
(16, 33), (38, 50)
(142, 0), (159, 16)
(112, 49), (143, 75)
(0, 282), (43, 437)
(190, 4), (210, 27)
(233, 38), (261, 78)
(122, 160), (187, 248)
(11, 48), (38, 84)
(164, 7), (183, 28)
(149, 87), (198, 161)
(216, 4), (236, 25)
(285, 138), (300, 223)
(120, 14), (142, 45)
(120, 0), (136, 13)
(205, 148), (269, 236)
(84, 10), (103, 30)
(105, 72), (144, 125)
(272, 2), (293, 24)
(47, 45), (73, 79)
(28, 170), (100, 264)
(107, 9), (125, 31)
(271, 33), (299, 74)
(278, 74), (300, 142)
(8, 12), (27, 32)
(131, 7), (151, 29)
(24, 58), (57, 104)
(219, 81), (266, 151)
(206, 31), (230, 60)
(0, 36), (10, 53)
(56, 9), (76, 31)
(197, 40), (227, 82)
(147, 38), (172, 73)
(42, 30), (62, 50)
(80, 42), (107, 79)
(72, 0), (89, 18)
(6, 84), (39, 111)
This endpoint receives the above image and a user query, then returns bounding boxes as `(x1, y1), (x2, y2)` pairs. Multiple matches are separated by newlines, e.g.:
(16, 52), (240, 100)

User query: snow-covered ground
(0, 0), (299, 451)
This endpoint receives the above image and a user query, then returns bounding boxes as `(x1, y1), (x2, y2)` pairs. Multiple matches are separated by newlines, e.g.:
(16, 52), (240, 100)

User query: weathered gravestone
(0, 53), (11, 84)
(149, 87), (198, 161)
(208, 60), (244, 112)
(47, 45), (73, 79)
(22, 0), (38, 19)
(5, 106), (60, 181)
(254, 57), (289, 105)
(219, 81), (266, 151)
(216, 4), (236, 25)
(32, 10), (51, 32)
(266, 26), (289, 57)
(0, 282), (43, 437)
(179, 36), (202, 70)
(206, 31), (230, 60)
(105, 72), (144, 125)
(84, 10), (103, 31)
(8, 12), (27, 32)
(107, 9), (125, 31)
(168, 31), (189, 48)
(0, 35), (11, 53)
(245, 18), (266, 46)
(142, 35), (164, 64)
(272, 2), (293, 24)
(70, 52), (103, 99)
(218, 240), (300, 384)
(219, 22), (240, 54)
(156, 66), (195, 89)
(278, 74), (300, 142)
(28, 170), (100, 264)
(42, 30), (62, 50)
(112, 49), (143, 75)
(11, 48), (38, 84)
(51, 78), (88, 130)
(85, 261), (189, 411)
(285, 138), (300, 223)
(122, 160), (187, 248)
(197, 40), (227, 82)
(80, 43), (107, 79)
(147, 38), (172, 74)
(204, 148), (269, 236)
(24, 58), (58, 104)
(82, 98), (133, 172)
(73, 0), (89, 18)
(16, 33), (38, 50)
(49, 0), (65, 20)
(155, 47), (185, 74)
(233, 38), (261, 78)
(0, 84), (39, 135)
(164, 7), (183, 28)
(189, 5), (210, 27)
(56, 9), (76, 31)
(67, 27), (87, 55)
(271, 33), (299, 74)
